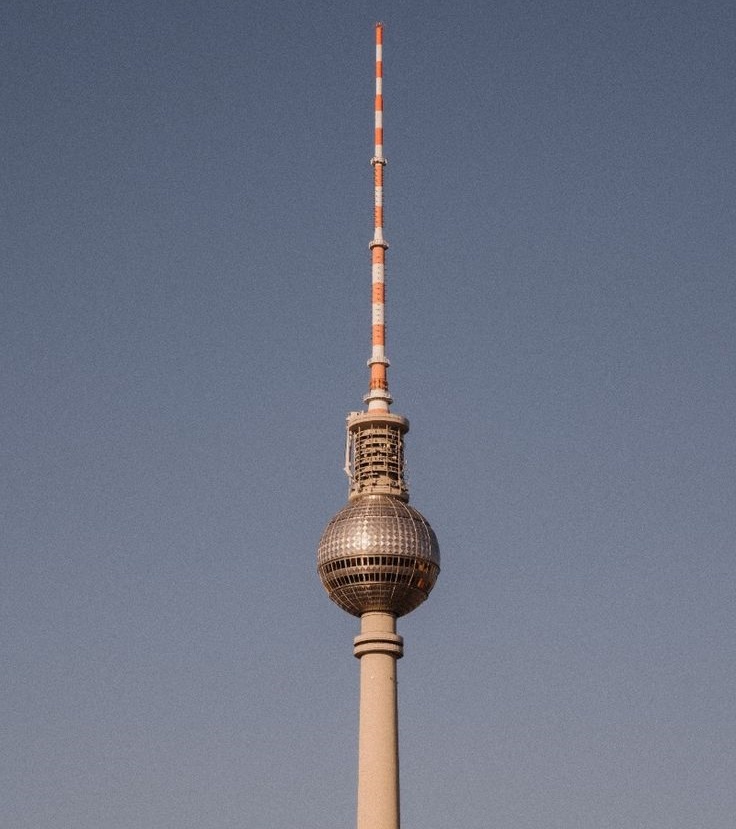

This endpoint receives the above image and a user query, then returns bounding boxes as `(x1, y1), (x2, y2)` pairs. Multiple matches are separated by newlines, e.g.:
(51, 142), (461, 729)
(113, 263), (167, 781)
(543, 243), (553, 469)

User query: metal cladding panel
(317, 494), (440, 617)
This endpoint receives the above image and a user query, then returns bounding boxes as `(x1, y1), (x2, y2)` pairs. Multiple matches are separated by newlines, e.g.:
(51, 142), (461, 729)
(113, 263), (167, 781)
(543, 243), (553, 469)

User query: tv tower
(317, 23), (440, 829)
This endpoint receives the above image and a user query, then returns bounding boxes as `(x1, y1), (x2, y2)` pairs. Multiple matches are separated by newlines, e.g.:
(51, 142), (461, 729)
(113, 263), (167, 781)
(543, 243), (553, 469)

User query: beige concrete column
(353, 611), (404, 829)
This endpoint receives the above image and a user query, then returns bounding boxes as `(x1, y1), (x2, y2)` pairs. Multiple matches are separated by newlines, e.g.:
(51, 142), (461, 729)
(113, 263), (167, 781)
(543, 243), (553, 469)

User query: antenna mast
(343, 22), (409, 502)
(317, 27), (441, 829)
(366, 22), (391, 412)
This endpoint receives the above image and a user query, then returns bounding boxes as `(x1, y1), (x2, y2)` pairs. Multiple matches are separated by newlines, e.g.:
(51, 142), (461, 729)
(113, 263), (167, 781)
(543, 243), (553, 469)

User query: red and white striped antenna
(342, 22), (409, 500)
(365, 21), (391, 413)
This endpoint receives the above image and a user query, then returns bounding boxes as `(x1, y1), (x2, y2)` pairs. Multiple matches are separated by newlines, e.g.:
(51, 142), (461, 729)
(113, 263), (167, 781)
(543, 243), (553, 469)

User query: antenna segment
(366, 22), (390, 412)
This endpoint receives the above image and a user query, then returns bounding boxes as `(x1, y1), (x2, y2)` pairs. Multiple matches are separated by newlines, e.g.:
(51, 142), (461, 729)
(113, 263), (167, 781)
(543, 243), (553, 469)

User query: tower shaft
(354, 612), (403, 829)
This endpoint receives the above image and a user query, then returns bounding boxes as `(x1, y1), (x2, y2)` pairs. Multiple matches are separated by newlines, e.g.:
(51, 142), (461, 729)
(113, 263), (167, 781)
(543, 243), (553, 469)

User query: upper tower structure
(317, 23), (440, 618)
(316, 25), (441, 829)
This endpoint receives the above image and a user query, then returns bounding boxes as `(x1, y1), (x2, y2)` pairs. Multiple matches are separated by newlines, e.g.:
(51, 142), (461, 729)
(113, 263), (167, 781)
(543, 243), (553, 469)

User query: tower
(317, 23), (440, 829)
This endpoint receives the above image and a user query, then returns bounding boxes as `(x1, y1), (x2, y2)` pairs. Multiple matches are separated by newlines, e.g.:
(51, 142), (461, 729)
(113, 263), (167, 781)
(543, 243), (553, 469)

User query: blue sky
(3, 1), (735, 827)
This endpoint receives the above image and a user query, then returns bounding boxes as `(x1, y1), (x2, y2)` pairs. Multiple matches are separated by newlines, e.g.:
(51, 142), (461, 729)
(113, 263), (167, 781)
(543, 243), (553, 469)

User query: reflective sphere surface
(317, 494), (440, 617)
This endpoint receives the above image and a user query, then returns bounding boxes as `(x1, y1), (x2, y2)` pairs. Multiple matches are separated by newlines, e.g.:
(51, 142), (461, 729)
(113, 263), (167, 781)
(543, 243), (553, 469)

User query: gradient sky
(3, 1), (735, 827)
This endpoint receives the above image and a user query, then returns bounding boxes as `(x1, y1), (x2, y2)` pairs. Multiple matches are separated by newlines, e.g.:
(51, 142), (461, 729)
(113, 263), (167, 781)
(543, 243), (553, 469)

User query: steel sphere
(317, 493), (440, 617)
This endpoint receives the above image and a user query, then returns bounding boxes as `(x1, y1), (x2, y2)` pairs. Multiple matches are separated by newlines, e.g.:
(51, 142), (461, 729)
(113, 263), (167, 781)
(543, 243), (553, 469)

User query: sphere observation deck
(318, 493), (440, 617)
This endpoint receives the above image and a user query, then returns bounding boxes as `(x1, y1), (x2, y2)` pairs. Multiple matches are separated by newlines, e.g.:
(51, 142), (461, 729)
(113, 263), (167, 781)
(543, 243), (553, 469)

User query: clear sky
(3, 1), (734, 827)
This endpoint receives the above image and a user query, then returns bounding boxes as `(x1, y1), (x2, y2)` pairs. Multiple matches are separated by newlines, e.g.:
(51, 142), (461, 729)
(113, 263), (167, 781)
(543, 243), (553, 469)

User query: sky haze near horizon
(2, 1), (735, 827)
